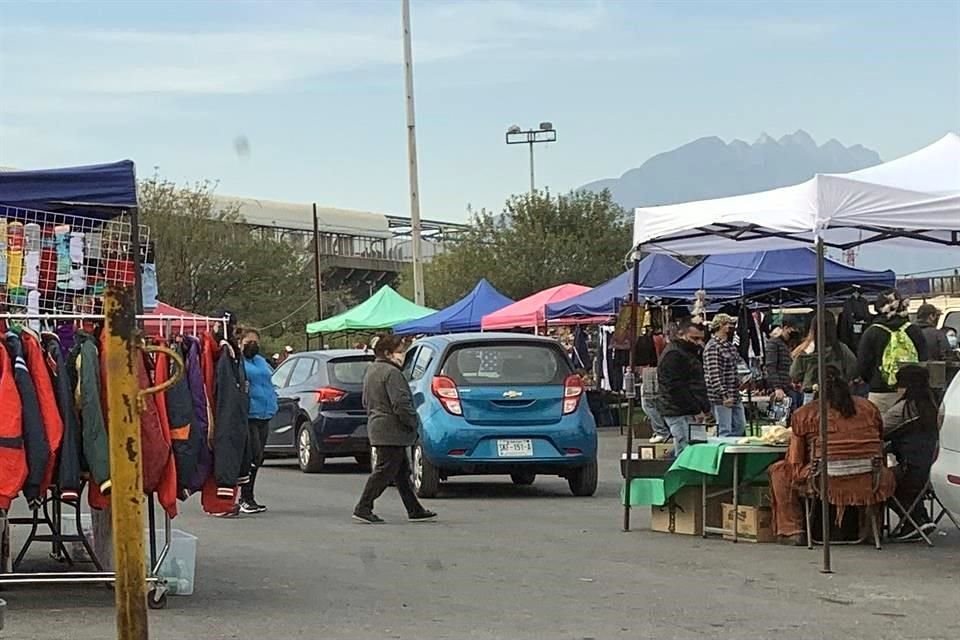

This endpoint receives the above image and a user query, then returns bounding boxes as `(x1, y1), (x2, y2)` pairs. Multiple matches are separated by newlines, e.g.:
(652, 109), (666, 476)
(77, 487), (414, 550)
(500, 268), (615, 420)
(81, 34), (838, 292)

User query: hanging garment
(68, 232), (86, 291)
(634, 333), (658, 367)
(200, 332), (217, 408)
(149, 350), (177, 518)
(0, 343), (26, 511)
(141, 263), (159, 310)
(43, 331), (82, 502)
(165, 342), (202, 498)
(573, 326), (592, 371)
(212, 340), (250, 498)
(185, 335), (213, 494)
(0, 218), (7, 286)
(6, 330), (49, 509)
(7, 221), (24, 289)
(85, 232), (105, 295)
(21, 329), (64, 498)
(38, 227), (58, 293)
(26, 291), (41, 331)
(70, 331), (111, 496)
(136, 350), (169, 495)
(54, 225), (71, 290)
(22, 223), (42, 290)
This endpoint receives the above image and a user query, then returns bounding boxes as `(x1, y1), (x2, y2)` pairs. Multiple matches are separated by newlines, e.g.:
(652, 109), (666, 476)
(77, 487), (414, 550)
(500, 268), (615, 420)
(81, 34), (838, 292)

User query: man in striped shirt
(704, 314), (746, 437)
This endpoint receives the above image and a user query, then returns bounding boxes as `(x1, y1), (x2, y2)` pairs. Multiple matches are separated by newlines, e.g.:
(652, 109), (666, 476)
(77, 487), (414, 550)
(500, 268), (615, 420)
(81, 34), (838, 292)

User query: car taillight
(431, 376), (462, 415)
(316, 387), (347, 405)
(562, 374), (584, 415)
(948, 474), (960, 487)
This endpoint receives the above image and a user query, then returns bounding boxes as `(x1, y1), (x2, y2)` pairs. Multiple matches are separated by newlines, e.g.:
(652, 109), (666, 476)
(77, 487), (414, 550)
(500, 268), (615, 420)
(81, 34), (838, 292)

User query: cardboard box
(651, 487), (723, 536)
(721, 504), (776, 543)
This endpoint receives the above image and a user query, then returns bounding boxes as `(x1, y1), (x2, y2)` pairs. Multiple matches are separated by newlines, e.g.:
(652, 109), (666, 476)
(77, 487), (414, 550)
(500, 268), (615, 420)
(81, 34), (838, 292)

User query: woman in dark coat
(353, 334), (437, 524)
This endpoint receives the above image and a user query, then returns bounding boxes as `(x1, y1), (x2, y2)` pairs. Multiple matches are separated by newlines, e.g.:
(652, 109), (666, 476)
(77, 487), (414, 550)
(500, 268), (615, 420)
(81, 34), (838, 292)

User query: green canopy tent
(305, 286), (434, 346)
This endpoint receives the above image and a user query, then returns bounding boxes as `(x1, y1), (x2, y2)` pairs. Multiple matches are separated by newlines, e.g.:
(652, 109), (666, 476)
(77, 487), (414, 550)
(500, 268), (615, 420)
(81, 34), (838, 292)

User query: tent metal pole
(816, 237), (833, 573)
(623, 253), (641, 532)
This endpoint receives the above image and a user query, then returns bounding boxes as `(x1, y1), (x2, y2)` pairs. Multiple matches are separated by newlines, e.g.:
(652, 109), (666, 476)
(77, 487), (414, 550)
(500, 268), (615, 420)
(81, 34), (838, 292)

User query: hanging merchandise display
(0, 205), (150, 317)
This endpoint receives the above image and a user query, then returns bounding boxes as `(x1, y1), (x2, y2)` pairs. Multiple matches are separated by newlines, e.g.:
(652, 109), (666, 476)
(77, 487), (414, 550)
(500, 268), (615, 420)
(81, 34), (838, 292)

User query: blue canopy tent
(646, 248), (895, 301)
(0, 160), (138, 220)
(394, 279), (513, 335)
(544, 254), (688, 320)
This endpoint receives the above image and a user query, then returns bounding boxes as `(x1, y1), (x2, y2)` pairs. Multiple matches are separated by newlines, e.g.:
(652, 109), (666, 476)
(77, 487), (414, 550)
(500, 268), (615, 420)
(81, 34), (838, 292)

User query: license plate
(497, 439), (533, 457)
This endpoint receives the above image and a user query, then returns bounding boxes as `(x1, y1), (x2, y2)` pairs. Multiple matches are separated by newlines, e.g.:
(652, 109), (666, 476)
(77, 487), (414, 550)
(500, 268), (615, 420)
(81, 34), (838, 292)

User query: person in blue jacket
(239, 328), (278, 514)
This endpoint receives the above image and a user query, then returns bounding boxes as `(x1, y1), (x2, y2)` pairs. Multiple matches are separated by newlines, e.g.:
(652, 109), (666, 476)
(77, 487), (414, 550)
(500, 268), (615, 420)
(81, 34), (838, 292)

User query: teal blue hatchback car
(403, 333), (598, 498)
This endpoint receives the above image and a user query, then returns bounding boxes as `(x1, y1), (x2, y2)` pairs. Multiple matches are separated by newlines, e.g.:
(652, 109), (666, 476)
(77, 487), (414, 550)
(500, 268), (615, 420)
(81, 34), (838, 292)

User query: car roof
(413, 332), (560, 348)
(294, 349), (372, 360)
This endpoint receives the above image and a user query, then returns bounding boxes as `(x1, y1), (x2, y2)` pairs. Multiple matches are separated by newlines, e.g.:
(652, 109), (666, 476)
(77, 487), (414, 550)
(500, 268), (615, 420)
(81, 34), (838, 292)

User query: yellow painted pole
(103, 285), (149, 640)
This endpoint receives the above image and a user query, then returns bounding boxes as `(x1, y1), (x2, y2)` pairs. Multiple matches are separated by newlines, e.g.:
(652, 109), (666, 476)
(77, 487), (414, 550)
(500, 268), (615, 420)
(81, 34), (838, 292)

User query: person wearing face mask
(239, 328), (278, 515)
(946, 327), (959, 353)
(353, 334), (436, 524)
(915, 304), (955, 362)
(657, 319), (711, 455)
(703, 314), (747, 437)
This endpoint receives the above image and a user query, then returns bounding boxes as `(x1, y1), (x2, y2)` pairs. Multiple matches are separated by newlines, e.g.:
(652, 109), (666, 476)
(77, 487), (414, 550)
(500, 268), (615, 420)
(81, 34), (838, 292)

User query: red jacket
(21, 330), (64, 496)
(152, 350), (178, 518)
(0, 345), (26, 510)
(137, 351), (170, 495)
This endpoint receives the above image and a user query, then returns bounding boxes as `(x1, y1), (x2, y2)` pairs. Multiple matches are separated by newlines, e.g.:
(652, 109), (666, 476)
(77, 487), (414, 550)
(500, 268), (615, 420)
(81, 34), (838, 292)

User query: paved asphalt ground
(3, 431), (959, 640)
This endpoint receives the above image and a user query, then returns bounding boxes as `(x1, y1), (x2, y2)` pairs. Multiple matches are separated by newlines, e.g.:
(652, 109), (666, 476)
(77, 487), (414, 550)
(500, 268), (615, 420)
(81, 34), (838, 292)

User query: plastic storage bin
(149, 528), (198, 596)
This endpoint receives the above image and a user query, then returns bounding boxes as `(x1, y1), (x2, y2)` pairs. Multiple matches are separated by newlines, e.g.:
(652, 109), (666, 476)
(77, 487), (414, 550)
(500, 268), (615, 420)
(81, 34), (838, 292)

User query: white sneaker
(649, 435), (668, 444)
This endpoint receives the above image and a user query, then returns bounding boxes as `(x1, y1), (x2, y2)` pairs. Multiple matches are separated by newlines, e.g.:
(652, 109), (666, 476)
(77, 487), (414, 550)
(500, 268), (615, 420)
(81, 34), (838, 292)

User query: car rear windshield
(440, 343), (570, 386)
(327, 357), (373, 386)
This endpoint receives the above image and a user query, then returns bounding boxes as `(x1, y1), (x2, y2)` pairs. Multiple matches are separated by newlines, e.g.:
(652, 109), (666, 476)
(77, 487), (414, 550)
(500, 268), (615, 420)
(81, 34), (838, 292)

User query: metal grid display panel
(0, 204), (150, 317)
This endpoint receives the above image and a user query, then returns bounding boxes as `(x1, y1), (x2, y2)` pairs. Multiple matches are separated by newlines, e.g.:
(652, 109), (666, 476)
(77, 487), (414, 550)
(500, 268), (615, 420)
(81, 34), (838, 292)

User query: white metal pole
(402, 0), (425, 306)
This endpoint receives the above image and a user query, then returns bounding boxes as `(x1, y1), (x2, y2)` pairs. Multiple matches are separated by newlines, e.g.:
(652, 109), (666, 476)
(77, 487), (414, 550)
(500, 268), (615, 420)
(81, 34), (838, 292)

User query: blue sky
(1, 0), (958, 244)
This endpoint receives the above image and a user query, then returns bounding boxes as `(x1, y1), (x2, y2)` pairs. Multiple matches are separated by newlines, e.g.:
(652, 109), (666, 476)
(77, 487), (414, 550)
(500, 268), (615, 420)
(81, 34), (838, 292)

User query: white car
(932, 375), (960, 519)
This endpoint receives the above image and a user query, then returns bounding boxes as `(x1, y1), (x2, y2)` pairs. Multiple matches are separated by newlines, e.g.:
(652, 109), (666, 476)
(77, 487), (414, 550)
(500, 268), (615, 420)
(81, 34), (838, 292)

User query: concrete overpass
(214, 195), (467, 299)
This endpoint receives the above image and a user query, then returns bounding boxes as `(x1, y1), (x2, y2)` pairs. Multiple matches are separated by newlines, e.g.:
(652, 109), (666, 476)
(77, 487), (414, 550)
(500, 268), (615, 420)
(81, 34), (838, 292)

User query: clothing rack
(0, 310), (228, 609)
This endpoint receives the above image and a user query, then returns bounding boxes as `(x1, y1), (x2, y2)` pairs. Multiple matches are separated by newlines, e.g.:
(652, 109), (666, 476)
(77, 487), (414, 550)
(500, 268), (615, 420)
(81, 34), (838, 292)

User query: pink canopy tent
(480, 283), (592, 331)
(142, 301), (216, 336)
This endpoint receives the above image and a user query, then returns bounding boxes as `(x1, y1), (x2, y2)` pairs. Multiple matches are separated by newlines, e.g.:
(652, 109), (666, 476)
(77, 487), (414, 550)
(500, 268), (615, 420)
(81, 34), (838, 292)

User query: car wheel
(355, 452), (373, 473)
(297, 424), (325, 473)
(567, 459), (598, 497)
(413, 443), (440, 498)
(510, 472), (536, 486)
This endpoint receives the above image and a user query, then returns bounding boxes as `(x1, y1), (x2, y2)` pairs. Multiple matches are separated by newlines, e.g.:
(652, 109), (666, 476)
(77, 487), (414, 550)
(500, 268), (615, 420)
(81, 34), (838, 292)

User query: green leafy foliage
(138, 177), (327, 352)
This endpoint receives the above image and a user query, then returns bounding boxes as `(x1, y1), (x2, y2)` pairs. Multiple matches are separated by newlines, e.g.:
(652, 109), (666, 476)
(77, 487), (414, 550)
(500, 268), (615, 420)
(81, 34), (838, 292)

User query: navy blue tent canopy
(394, 279), (513, 335)
(545, 254), (688, 319)
(0, 160), (138, 220)
(646, 248), (895, 300)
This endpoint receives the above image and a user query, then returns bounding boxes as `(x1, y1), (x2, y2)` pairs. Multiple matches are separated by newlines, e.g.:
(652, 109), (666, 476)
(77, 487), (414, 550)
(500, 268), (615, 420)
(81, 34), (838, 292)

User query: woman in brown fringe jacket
(769, 365), (896, 545)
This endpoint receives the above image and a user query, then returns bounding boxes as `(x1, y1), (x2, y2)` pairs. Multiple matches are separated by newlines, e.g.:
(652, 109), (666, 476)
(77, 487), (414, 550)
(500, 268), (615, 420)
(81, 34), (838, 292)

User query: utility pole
(402, 0), (425, 306)
(312, 203), (324, 320)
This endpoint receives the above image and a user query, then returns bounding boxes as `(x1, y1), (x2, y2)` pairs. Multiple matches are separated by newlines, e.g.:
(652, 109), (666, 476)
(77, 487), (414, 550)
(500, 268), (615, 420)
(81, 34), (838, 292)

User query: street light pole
(402, 0), (425, 306)
(506, 123), (557, 196)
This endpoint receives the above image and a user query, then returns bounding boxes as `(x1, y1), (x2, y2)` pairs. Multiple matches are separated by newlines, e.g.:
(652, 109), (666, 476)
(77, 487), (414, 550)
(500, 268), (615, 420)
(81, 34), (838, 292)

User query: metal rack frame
(0, 310), (228, 609)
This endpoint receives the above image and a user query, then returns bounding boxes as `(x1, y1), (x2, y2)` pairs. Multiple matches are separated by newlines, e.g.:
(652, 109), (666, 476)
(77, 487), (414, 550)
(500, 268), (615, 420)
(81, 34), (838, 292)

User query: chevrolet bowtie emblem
(502, 390), (523, 398)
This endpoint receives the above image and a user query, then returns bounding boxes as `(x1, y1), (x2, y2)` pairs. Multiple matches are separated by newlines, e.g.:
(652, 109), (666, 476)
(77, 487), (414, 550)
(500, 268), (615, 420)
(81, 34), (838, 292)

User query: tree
(137, 177), (324, 351)
(399, 189), (630, 307)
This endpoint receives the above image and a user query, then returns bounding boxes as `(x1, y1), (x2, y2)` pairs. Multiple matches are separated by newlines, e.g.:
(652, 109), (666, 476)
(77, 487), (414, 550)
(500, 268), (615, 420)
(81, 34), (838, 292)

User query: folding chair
(804, 453), (886, 551)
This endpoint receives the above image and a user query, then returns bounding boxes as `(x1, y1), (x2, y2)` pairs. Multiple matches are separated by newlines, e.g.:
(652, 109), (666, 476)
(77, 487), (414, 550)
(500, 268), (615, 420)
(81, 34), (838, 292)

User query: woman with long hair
(790, 311), (858, 404)
(239, 328), (278, 514)
(883, 365), (940, 541)
(769, 365), (896, 545)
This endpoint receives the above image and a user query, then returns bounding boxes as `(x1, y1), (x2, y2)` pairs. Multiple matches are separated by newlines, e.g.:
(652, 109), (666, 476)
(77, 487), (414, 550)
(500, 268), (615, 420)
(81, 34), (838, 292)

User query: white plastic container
(148, 528), (198, 596)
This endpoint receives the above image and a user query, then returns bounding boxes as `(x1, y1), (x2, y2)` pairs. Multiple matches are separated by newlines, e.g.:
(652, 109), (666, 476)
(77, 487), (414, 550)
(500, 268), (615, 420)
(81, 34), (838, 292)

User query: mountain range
(581, 130), (882, 210)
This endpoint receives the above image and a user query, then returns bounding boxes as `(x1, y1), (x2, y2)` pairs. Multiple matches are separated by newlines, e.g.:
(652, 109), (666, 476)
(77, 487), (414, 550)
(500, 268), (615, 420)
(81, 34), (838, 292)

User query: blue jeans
(663, 415), (695, 456)
(641, 395), (670, 439)
(712, 403), (746, 437)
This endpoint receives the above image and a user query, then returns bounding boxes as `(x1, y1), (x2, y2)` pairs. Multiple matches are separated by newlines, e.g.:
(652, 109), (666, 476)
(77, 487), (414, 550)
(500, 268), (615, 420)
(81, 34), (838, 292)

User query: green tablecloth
(622, 439), (782, 506)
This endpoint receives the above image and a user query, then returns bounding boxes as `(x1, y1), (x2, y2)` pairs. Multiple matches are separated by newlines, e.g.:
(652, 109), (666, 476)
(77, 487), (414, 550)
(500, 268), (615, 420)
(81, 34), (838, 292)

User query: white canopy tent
(624, 132), (960, 572)
(632, 132), (960, 255)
